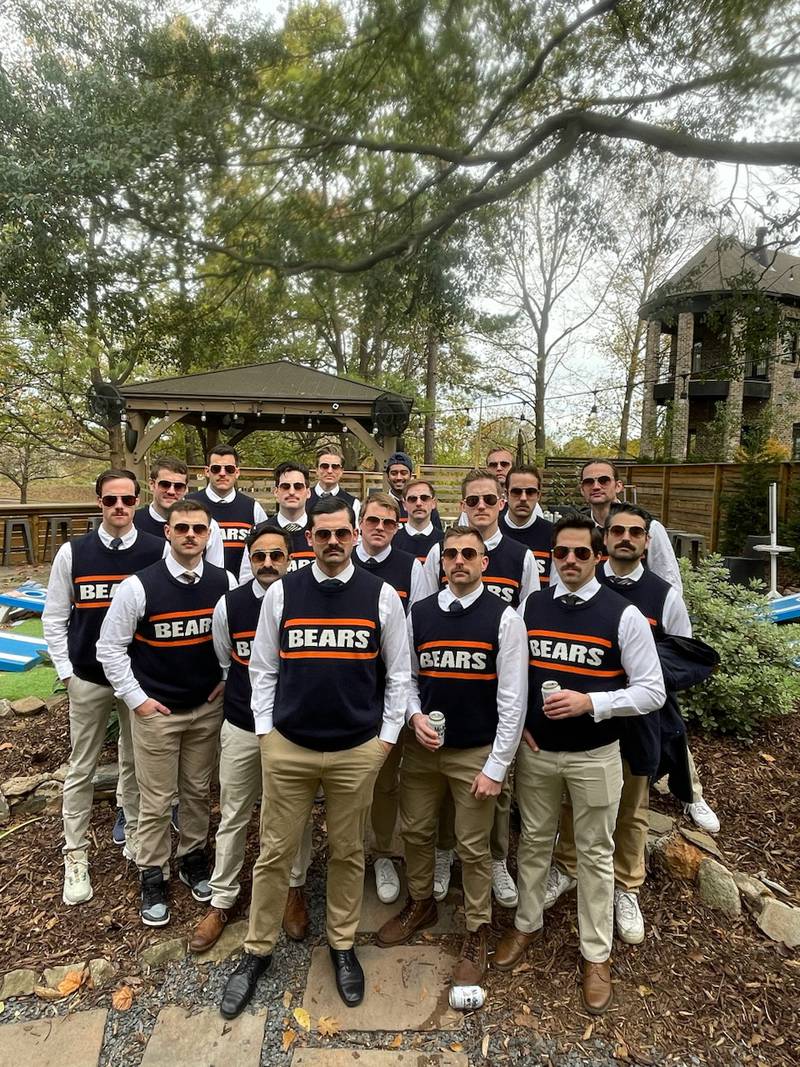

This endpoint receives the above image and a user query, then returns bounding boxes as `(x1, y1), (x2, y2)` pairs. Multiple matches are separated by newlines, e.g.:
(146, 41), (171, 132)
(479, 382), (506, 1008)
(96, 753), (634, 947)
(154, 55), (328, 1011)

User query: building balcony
(653, 379), (772, 403)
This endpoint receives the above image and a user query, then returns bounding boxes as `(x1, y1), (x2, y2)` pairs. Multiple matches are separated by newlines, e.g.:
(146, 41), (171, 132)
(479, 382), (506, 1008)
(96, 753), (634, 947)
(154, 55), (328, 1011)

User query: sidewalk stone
(43, 962), (87, 988)
(0, 1009), (107, 1066)
(303, 946), (461, 1031)
(194, 919), (248, 963)
(291, 1052), (468, 1066)
(647, 811), (675, 836)
(0, 968), (36, 998)
(358, 873), (464, 935)
(140, 1005), (266, 1067)
(680, 827), (723, 858)
(140, 938), (186, 968)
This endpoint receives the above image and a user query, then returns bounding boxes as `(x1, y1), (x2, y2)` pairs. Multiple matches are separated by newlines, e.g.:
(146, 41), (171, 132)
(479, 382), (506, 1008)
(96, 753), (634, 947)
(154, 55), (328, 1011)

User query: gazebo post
(340, 418), (395, 470)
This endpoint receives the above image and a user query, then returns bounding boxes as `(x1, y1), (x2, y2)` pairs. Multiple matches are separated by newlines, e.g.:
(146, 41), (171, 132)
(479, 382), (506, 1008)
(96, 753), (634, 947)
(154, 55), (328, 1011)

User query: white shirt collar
(148, 503), (168, 523)
(311, 560), (354, 584)
(503, 510), (537, 530)
(98, 526), (138, 549)
(356, 543), (391, 563)
(276, 510), (308, 529)
(483, 528), (503, 550)
(165, 551), (205, 581)
(406, 521), (434, 537)
(314, 483), (340, 497)
(206, 486), (236, 504)
(603, 560), (644, 582)
(437, 584), (484, 610)
(251, 578), (268, 599)
(550, 574), (600, 601)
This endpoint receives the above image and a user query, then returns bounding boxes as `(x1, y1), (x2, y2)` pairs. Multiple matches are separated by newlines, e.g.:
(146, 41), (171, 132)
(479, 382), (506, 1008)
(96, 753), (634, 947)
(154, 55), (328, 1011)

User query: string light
(590, 391), (598, 415)
(307, 417), (313, 430)
(280, 410), (286, 425)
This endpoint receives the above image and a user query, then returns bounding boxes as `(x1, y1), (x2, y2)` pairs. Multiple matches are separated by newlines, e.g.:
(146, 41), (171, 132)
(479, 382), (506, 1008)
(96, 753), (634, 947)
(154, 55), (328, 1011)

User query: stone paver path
(140, 1005), (266, 1067)
(0, 1008), (107, 1065)
(290, 1051), (468, 1065)
(358, 874), (465, 935)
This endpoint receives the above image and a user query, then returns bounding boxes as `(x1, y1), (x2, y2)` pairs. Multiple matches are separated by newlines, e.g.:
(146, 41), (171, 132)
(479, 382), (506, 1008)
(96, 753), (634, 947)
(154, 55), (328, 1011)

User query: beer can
(541, 680), (561, 702)
(449, 984), (485, 1010)
(427, 710), (445, 747)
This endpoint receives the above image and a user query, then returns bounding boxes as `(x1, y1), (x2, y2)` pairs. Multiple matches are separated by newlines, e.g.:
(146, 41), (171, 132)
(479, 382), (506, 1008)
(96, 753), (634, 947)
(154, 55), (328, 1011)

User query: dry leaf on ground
(281, 990), (292, 1009)
(57, 969), (86, 995)
(449, 1043), (464, 1053)
(481, 1033), (490, 1057)
(281, 1029), (297, 1053)
(389, 1034), (403, 1048)
(34, 986), (62, 1001)
(317, 1015), (341, 1037)
(292, 1006), (311, 1031)
(111, 985), (134, 1011)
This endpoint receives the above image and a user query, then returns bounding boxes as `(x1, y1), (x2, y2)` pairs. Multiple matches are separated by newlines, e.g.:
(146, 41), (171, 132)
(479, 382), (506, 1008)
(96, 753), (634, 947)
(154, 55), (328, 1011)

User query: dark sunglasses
(581, 475), (613, 488)
(318, 461), (342, 471)
(405, 493), (433, 504)
(156, 479), (187, 492)
(172, 522), (209, 535)
(608, 524), (647, 539)
(101, 494), (137, 507)
(278, 481), (307, 492)
(487, 459), (512, 468)
(209, 464), (237, 475)
(442, 546), (480, 561)
(312, 527), (353, 541)
(363, 515), (398, 530)
(553, 545), (593, 561)
(509, 486), (539, 497)
(464, 493), (499, 507)
(250, 548), (288, 563)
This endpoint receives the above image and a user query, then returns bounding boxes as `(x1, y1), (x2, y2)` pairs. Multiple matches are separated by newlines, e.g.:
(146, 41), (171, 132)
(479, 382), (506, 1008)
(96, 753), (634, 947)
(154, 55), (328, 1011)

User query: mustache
(257, 566), (278, 577)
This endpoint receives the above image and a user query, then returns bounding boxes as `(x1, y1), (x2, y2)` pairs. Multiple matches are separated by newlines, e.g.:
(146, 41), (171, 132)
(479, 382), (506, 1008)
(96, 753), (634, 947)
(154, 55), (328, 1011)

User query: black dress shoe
(329, 946), (364, 1007)
(220, 952), (272, 1019)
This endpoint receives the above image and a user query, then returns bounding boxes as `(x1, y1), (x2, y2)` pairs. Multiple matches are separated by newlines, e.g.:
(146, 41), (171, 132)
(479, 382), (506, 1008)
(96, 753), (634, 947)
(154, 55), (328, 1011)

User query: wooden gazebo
(113, 360), (413, 481)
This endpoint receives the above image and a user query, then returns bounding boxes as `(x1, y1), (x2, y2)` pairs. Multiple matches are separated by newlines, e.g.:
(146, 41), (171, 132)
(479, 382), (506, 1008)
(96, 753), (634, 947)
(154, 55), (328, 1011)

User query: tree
(0, 423), (58, 502)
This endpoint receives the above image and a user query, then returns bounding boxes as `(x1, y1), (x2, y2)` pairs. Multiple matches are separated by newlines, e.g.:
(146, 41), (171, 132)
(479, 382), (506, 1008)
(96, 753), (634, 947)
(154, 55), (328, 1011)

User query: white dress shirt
(212, 577), (266, 679)
(203, 485), (269, 525)
(248, 560), (411, 741)
(602, 561), (692, 638)
(404, 521), (435, 537)
(147, 503), (226, 570)
(406, 585), (528, 782)
(43, 525), (139, 681)
(96, 553), (237, 711)
(354, 543), (426, 608)
(236, 509), (309, 585)
(312, 482), (361, 524)
(422, 528), (541, 600)
(520, 574), (665, 722)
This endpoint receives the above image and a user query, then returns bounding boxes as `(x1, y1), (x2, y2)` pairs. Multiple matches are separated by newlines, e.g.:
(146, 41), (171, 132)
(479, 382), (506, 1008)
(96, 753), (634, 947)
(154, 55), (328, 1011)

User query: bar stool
(2, 518), (36, 565)
(42, 515), (74, 562)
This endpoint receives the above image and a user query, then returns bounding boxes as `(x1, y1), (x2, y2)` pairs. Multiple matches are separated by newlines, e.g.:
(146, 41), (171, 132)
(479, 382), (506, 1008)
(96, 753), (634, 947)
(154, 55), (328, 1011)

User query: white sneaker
(614, 888), (645, 944)
(491, 859), (519, 908)
(374, 857), (401, 904)
(684, 799), (720, 834)
(543, 865), (577, 910)
(63, 850), (93, 905)
(433, 848), (453, 901)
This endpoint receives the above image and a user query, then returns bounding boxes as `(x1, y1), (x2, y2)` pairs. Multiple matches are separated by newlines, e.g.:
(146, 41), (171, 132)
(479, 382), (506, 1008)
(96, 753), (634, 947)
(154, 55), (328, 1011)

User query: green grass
(0, 616), (61, 701)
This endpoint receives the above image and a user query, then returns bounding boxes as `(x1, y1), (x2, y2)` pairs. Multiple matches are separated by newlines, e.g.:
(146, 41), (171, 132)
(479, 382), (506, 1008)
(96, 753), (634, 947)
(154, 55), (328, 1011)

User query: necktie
(319, 578), (344, 589)
(448, 600), (464, 613)
(363, 557), (377, 568)
(559, 593), (580, 606)
(109, 537), (123, 551)
(182, 571), (197, 584)
(321, 491), (332, 498)
(608, 575), (634, 587)
(285, 523), (302, 533)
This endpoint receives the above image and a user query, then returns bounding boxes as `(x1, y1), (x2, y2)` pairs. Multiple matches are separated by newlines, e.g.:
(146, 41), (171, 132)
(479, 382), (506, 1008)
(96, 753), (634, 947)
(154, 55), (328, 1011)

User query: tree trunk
(618, 319), (644, 455)
(534, 337), (547, 455)
(424, 325), (438, 464)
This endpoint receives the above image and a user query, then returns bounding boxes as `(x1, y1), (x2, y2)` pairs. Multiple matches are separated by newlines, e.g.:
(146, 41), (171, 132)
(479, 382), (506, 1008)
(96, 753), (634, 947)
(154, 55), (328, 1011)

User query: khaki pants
(208, 720), (312, 910)
(436, 767), (511, 862)
(515, 741), (623, 963)
(687, 747), (704, 802)
(245, 730), (386, 954)
(401, 736), (496, 930)
(371, 730), (404, 855)
(554, 759), (649, 892)
(62, 676), (138, 856)
(132, 697), (224, 875)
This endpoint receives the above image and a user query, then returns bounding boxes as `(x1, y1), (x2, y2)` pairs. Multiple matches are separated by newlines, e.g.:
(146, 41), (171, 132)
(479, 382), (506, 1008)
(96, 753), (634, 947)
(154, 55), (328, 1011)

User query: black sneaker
(179, 848), (212, 903)
(140, 867), (170, 927)
(112, 808), (126, 846)
(220, 953), (272, 1019)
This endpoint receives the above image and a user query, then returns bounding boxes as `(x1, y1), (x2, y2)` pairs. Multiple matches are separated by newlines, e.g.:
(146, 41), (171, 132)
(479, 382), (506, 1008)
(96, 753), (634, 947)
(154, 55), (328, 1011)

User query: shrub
(679, 555), (800, 739)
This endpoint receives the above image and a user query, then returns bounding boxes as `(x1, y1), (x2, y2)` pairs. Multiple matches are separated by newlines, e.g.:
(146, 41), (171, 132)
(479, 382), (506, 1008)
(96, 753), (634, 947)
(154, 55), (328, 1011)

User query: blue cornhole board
(0, 630), (48, 672)
(0, 581), (47, 614)
(767, 592), (800, 624)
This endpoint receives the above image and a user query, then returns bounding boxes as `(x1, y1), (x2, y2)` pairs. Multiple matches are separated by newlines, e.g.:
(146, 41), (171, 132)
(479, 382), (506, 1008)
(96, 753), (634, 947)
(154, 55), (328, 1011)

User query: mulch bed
(1, 700), (798, 1066)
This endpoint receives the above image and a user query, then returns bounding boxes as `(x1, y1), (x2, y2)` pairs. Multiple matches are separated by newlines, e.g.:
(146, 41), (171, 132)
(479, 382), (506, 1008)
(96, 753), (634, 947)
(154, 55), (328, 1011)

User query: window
(782, 326), (800, 364)
(691, 341), (703, 373)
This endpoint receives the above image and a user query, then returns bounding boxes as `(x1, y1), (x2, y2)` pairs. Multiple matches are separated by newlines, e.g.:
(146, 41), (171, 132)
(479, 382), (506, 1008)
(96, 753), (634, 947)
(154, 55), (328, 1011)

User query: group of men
(43, 442), (719, 1019)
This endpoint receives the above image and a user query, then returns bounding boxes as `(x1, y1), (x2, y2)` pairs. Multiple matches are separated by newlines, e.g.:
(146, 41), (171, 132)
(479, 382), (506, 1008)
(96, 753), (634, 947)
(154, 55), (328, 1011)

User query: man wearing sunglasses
(188, 446), (267, 574)
(190, 523), (313, 953)
(97, 499), (236, 928)
(353, 493), (425, 907)
(238, 461), (316, 583)
(378, 527), (527, 995)
(393, 480), (444, 562)
(494, 516), (664, 1016)
(310, 445), (361, 524)
(43, 469), (164, 908)
(134, 455), (225, 569)
(219, 496), (410, 1018)
(500, 465), (554, 586)
(423, 469), (539, 909)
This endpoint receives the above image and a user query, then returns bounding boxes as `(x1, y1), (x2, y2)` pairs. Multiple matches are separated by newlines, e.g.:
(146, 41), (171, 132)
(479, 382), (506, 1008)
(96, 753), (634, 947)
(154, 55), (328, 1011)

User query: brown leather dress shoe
(376, 897), (437, 947)
(189, 906), (229, 952)
(582, 959), (613, 1015)
(282, 886), (309, 941)
(452, 924), (489, 985)
(492, 927), (538, 971)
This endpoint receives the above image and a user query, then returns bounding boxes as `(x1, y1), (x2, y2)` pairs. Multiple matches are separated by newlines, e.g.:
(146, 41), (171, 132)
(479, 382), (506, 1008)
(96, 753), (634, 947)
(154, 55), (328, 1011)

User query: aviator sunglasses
(363, 515), (398, 530)
(312, 527), (353, 542)
(209, 463), (238, 475)
(250, 548), (288, 563)
(405, 493), (433, 504)
(552, 545), (593, 561)
(463, 493), (500, 507)
(508, 486), (539, 497)
(156, 480), (187, 492)
(608, 524), (647, 539)
(101, 494), (137, 507)
(171, 522), (209, 535)
(442, 546), (481, 561)
(581, 475), (613, 488)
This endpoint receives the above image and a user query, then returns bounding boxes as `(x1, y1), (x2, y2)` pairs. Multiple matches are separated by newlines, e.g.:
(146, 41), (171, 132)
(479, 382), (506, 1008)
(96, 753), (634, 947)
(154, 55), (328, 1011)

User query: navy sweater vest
(187, 490), (257, 571)
(274, 565), (384, 751)
(223, 581), (262, 731)
(353, 547), (416, 613)
(130, 560), (228, 710)
(393, 526), (443, 563)
(133, 508), (167, 540)
(307, 487), (358, 515)
(411, 590), (507, 748)
(500, 512), (554, 585)
(599, 568), (669, 641)
(523, 585), (628, 751)
(439, 534), (528, 607)
(68, 531), (164, 686)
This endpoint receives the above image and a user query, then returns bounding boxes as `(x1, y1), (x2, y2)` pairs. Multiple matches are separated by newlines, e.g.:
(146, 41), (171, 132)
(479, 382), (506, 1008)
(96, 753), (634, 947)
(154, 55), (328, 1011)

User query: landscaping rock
(92, 763), (119, 799)
(651, 831), (705, 881)
(140, 937), (186, 969)
(1, 773), (50, 798)
(33, 780), (63, 801)
(647, 810), (675, 836)
(0, 698), (12, 718)
(88, 957), (116, 988)
(10, 696), (46, 716)
(0, 789), (10, 826)
(11, 794), (49, 815)
(51, 763), (70, 783)
(0, 968), (37, 998)
(697, 859), (741, 917)
(756, 899), (800, 948)
(680, 826), (723, 858)
(194, 920), (247, 964)
(733, 871), (774, 915)
(43, 962), (87, 989)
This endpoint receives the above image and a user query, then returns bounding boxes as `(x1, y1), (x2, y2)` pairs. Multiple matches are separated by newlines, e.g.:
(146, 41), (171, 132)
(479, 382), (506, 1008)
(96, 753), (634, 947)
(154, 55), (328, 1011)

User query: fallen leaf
(281, 1029), (297, 1053)
(293, 1006), (311, 1032)
(0, 742), (13, 750)
(481, 1033), (490, 1058)
(760, 752), (776, 763)
(111, 985), (134, 1011)
(389, 1034), (403, 1048)
(34, 986), (63, 1001)
(637, 985), (655, 997)
(57, 969), (86, 995)
(0, 1001), (4, 1013)
(45, 917), (58, 931)
(514, 1013), (539, 1031)
(583, 1022), (594, 1040)
(317, 1015), (341, 1037)
(450, 1043), (464, 1053)
(281, 990), (292, 1009)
